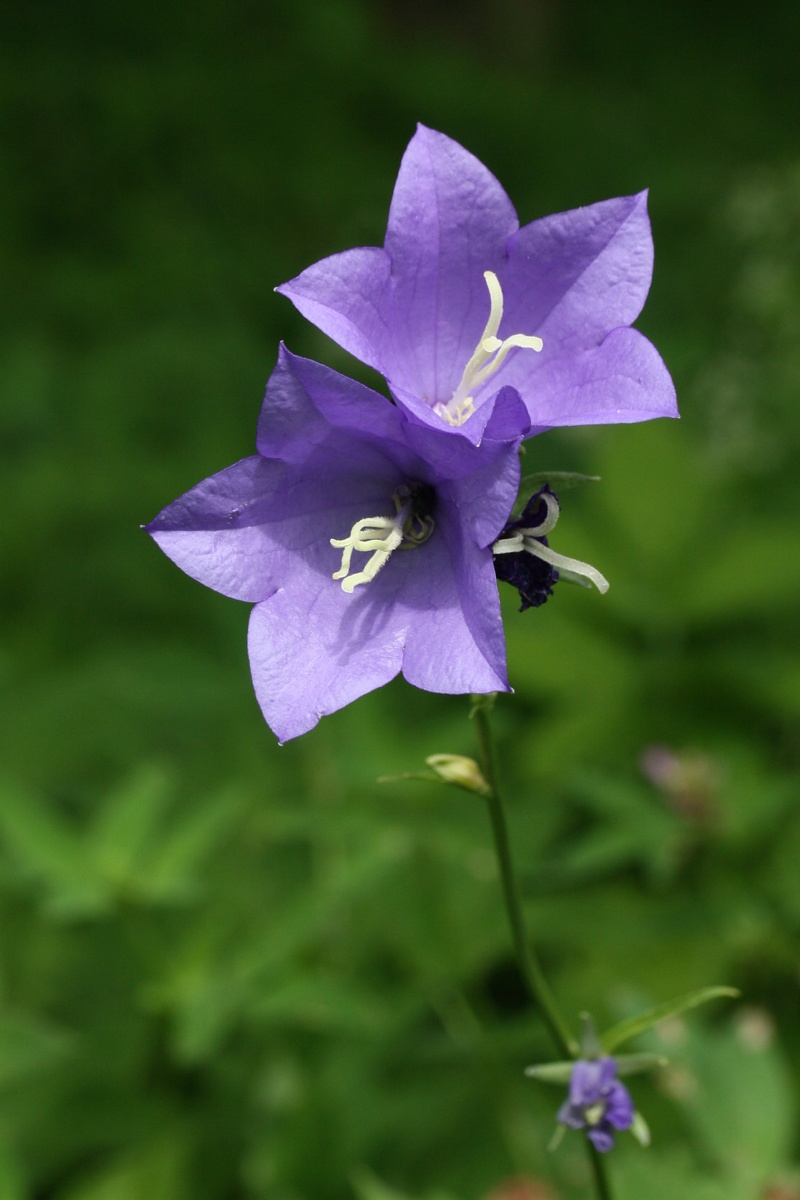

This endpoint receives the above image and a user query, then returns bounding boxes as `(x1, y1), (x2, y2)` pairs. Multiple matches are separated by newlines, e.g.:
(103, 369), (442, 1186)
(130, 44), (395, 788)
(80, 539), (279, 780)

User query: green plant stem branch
(472, 701), (576, 1059)
(473, 699), (615, 1200)
(588, 1143), (613, 1200)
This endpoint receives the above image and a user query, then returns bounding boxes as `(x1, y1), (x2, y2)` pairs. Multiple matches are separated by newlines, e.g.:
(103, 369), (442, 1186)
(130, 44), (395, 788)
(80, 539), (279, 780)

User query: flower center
(493, 488), (609, 594)
(584, 1102), (607, 1128)
(330, 482), (435, 593)
(433, 270), (543, 427)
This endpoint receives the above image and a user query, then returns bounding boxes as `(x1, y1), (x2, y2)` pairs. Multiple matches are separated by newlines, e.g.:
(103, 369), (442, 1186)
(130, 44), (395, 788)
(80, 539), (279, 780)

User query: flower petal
(274, 247), (392, 379)
(605, 1081), (635, 1131)
(381, 125), (519, 402)
(523, 326), (678, 427)
(247, 570), (406, 743)
(504, 192), (654, 358)
(257, 346), (418, 474)
(247, 517), (508, 742)
(587, 1127), (615, 1154)
(145, 456), (289, 601)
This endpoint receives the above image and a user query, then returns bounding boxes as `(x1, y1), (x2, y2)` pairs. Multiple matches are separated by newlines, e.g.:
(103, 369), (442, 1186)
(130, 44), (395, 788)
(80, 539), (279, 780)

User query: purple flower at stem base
(277, 125), (678, 444)
(145, 346), (532, 743)
(557, 1057), (635, 1153)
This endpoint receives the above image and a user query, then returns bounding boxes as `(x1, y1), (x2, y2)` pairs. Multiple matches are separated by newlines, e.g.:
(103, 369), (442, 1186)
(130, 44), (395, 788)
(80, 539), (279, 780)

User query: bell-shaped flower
(277, 125), (677, 444)
(145, 347), (531, 743)
(557, 1057), (635, 1153)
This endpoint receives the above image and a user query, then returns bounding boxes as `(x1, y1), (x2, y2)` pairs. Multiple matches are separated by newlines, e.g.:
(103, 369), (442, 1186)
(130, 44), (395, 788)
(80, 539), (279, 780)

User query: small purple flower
(146, 346), (531, 743)
(557, 1058), (635, 1153)
(277, 125), (677, 444)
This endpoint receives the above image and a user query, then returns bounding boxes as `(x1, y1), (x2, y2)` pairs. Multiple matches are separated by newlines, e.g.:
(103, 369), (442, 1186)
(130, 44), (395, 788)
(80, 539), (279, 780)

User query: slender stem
(588, 1144), (613, 1200)
(473, 698), (615, 1200)
(472, 700), (576, 1059)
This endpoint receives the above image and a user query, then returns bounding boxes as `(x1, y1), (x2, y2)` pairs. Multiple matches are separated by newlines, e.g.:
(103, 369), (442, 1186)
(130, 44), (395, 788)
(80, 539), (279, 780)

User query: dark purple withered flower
(557, 1057), (635, 1153)
(493, 484), (608, 610)
(146, 347), (531, 743)
(277, 125), (678, 444)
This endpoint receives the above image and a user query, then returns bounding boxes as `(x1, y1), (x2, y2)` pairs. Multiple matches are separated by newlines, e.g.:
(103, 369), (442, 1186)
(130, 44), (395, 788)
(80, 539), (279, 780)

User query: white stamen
(330, 486), (435, 592)
(434, 271), (543, 427)
(331, 515), (405, 593)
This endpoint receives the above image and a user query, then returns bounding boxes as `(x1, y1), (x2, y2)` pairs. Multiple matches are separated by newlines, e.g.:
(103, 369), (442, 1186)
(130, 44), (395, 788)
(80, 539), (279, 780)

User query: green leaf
(602, 987), (740, 1052)
(523, 1060), (574, 1084)
(518, 470), (601, 495)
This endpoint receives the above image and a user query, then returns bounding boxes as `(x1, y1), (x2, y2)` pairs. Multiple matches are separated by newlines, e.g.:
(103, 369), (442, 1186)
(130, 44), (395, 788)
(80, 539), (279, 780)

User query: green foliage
(2, 0), (800, 1197)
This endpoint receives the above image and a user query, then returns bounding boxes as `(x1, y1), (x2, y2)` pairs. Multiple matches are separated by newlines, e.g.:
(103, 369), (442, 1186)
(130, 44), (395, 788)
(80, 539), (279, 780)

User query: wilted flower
(146, 347), (531, 742)
(277, 125), (677, 443)
(557, 1057), (634, 1153)
(493, 484), (609, 610)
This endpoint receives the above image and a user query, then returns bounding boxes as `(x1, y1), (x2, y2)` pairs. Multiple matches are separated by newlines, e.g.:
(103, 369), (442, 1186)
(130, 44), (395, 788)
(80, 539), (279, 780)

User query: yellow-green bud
(425, 754), (490, 796)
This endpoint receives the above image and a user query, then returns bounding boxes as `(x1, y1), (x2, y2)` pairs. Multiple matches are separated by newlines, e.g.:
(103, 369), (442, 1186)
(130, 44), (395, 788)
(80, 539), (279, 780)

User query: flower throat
(433, 270), (543, 427)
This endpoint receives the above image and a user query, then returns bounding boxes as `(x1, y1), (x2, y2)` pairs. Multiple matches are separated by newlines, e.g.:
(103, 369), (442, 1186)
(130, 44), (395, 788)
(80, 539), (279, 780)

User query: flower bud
(425, 754), (490, 796)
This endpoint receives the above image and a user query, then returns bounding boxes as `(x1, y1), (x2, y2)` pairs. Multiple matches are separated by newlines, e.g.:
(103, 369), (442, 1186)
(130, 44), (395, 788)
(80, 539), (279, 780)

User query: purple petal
(569, 1057), (617, 1105)
(504, 192), (654, 358)
(588, 1127), (615, 1154)
(257, 345), (416, 472)
(380, 125), (519, 402)
(442, 440), (522, 550)
(146, 456), (289, 602)
(557, 1101), (586, 1131)
(248, 573), (405, 743)
(146, 442), (409, 604)
(523, 326), (678, 427)
(247, 519), (508, 743)
(274, 247), (392, 379)
(400, 506), (509, 694)
(605, 1081), (635, 1131)
(278, 126), (521, 414)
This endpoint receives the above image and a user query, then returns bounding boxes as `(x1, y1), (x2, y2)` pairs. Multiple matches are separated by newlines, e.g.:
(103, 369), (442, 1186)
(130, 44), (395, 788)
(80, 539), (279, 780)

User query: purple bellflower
(557, 1057), (635, 1153)
(277, 125), (678, 444)
(146, 346), (533, 743)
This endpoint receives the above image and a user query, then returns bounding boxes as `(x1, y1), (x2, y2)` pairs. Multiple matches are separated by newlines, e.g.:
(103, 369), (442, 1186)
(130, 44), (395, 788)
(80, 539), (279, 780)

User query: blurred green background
(2, 1), (800, 1197)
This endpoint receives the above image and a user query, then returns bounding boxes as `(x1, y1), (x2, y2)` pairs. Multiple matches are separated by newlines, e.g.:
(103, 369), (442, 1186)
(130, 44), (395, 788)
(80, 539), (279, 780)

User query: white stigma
(433, 270), (543, 427)
(493, 490), (610, 594)
(331, 514), (405, 593)
(331, 487), (434, 592)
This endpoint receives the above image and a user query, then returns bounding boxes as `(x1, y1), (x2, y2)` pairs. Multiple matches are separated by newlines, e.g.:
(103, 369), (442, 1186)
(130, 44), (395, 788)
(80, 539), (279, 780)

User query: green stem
(472, 700), (576, 1059)
(473, 697), (615, 1200)
(588, 1144), (614, 1200)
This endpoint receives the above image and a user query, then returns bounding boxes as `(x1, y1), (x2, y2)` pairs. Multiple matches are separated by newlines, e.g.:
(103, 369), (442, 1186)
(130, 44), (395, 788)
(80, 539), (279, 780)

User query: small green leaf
(376, 771), (440, 787)
(601, 987), (740, 1052)
(513, 471), (600, 515)
(631, 1110), (652, 1147)
(524, 1060), (574, 1084)
(519, 470), (601, 493)
(614, 1052), (668, 1076)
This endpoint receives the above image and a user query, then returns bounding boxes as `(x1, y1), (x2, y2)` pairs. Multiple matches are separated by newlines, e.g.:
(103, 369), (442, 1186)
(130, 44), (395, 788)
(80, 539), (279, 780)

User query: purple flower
(277, 125), (677, 444)
(145, 346), (531, 743)
(557, 1058), (635, 1153)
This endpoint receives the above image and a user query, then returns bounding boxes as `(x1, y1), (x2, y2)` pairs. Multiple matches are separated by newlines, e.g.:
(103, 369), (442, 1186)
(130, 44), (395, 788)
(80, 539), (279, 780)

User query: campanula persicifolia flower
(277, 125), (677, 443)
(557, 1057), (635, 1153)
(145, 347), (532, 742)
